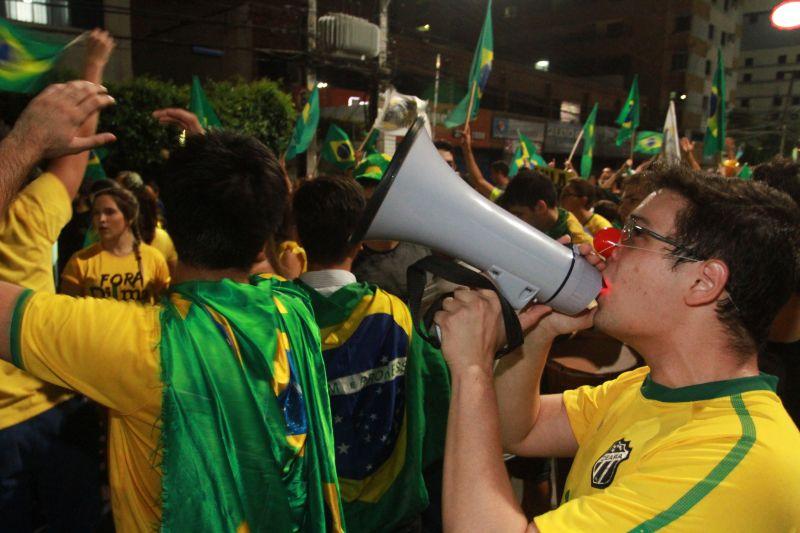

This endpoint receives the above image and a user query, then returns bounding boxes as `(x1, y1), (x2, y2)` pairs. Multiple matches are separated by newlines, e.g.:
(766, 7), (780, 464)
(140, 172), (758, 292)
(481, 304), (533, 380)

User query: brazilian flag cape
(159, 275), (345, 532)
(295, 280), (451, 533)
(546, 208), (571, 242)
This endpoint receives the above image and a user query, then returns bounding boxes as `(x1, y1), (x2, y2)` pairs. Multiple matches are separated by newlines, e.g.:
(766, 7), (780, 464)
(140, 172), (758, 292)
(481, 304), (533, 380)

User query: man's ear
(685, 259), (730, 307)
(534, 199), (549, 214)
(254, 248), (268, 263)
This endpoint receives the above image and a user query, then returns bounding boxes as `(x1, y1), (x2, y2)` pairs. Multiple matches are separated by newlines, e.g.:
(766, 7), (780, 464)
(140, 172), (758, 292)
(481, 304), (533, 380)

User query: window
(724, 0), (730, 11)
(721, 32), (727, 46)
(740, 98), (750, 108)
(674, 15), (691, 33)
(745, 57), (754, 67)
(774, 96), (783, 107)
(4, 0), (69, 26)
(702, 96), (709, 111)
(706, 59), (712, 75)
(793, 97), (800, 106)
(796, 53), (800, 63)
(671, 52), (688, 71)
(747, 13), (759, 24)
(779, 55), (787, 64)
(778, 71), (786, 80)
(708, 24), (715, 40)
(743, 73), (752, 82)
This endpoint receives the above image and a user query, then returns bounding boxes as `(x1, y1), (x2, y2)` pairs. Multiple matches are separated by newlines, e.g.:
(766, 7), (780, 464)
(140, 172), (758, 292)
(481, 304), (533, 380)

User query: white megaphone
(351, 118), (602, 316)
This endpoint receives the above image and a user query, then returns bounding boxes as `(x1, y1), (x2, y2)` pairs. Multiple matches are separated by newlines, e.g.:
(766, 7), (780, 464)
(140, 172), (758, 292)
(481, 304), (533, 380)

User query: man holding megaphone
(353, 118), (800, 531)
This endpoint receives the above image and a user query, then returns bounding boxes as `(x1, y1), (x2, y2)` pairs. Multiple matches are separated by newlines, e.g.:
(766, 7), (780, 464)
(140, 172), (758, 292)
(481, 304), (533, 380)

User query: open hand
(152, 108), (205, 137)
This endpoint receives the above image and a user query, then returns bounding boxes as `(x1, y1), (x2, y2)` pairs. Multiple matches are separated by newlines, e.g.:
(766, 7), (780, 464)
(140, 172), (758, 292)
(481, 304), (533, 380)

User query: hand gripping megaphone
(351, 118), (601, 325)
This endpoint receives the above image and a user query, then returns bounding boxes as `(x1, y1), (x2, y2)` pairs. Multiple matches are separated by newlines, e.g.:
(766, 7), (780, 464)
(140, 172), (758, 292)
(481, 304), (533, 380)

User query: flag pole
(356, 126), (375, 153)
(462, 80), (478, 136)
(567, 127), (584, 166)
(630, 130), (636, 160)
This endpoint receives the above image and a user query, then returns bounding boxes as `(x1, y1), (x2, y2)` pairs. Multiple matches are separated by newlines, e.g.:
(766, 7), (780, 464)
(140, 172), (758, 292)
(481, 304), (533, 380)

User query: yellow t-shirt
(150, 227), (178, 267)
(61, 243), (170, 304)
(564, 211), (593, 245)
(534, 366), (800, 532)
(584, 212), (612, 236)
(0, 172), (73, 429)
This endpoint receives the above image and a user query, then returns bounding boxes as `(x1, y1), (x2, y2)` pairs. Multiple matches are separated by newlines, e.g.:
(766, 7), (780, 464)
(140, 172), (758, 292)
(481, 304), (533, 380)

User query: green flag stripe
(629, 393), (756, 532)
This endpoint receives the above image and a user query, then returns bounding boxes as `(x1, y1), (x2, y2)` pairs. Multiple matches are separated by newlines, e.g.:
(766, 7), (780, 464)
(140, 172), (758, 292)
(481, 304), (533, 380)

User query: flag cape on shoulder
(295, 280), (450, 533)
(159, 276), (344, 532)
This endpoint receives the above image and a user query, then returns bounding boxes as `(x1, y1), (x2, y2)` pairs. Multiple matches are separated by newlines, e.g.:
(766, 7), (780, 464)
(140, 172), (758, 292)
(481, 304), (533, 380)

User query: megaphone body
(352, 118), (602, 316)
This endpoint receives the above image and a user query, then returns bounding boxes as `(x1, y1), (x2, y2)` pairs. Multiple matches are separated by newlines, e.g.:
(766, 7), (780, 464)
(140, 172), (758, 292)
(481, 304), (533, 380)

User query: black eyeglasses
(621, 218), (702, 260)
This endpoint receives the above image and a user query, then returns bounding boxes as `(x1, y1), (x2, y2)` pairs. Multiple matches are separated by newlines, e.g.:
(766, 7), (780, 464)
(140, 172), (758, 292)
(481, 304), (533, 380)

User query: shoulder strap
(406, 255), (523, 359)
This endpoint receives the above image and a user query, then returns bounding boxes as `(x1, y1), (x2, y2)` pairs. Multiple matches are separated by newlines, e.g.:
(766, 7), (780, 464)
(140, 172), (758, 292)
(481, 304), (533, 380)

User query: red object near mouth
(594, 227), (622, 259)
(599, 276), (611, 298)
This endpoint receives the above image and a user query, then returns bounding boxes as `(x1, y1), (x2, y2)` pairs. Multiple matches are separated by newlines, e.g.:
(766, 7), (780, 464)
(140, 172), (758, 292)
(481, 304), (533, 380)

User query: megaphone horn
(351, 118), (601, 316)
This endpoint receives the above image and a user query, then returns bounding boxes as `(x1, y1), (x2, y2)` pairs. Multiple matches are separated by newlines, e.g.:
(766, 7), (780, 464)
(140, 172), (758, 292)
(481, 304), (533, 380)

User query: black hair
(160, 131), (288, 270)
(753, 156), (800, 207)
(593, 200), (622, 227)
(653, 165), (800, 354)
(292, 175), (366, 266)
(497, 169), (557, 209)
(490, 161), (509, 176)
(433, 140), (455, 156)
(563, 178), (597, 207)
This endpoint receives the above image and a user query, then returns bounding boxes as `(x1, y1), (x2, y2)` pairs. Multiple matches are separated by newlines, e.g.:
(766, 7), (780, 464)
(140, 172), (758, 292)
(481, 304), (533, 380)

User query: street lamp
(771, 1), (800, 30)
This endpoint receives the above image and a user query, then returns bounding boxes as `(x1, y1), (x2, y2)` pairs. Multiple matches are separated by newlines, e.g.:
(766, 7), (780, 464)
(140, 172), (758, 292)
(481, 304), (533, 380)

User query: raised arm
(0, 81), (116, 214)
(47, 29), (116, 199)
(680, 137), (701, 171)
(460, 124), (497, 199)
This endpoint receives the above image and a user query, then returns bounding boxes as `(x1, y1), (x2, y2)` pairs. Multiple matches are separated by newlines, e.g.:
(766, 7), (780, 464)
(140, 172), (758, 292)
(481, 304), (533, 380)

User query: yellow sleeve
(565, 212), (592, 245)
(534, 430), (798, 532)
(10, 290), (162, 414)
(561, 367), (648, 445)
(12, 172), (73, 242)
(490, 186), (503, 202)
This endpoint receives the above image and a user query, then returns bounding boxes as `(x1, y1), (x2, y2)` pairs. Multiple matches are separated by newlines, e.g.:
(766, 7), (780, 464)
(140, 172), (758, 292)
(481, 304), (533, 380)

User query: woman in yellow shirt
(61, 187), (170, 304)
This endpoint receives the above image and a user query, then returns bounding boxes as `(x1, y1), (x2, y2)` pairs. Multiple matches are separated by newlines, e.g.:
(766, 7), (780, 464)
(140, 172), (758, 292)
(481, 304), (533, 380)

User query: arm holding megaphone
(437, 243), (602, 533)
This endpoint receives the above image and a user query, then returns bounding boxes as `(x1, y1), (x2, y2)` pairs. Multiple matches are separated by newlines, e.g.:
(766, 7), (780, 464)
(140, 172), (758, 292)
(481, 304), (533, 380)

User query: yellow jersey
(61, 242), (170, 304)
(584, 212), (613, 236)
(534, 366), (800, 532)
(564, 210), (593, 246)
(150, 227), (177, 267)
(0, 172), (73, 429)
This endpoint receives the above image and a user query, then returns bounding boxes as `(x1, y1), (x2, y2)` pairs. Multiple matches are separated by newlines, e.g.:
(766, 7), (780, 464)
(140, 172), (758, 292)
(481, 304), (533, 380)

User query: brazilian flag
(295, 281), (450, 533)
(159, 276), (345, 532)
(286, 87), (320, 160)
(738, 163), (752, 180)
(509, 132), (546, 177)
(189, 75), (222, 129)
(363, 129), (379, 155)
(84, 149), (107, 183)
(444, 0), (493, 127)
(581, 103), (598, 179)
(0, 18), (68, 93)
(615, 75), (640, 146)
(703, 49), (726, 157)
(321, 124), (356, 170)
(634, 131), (663, 155)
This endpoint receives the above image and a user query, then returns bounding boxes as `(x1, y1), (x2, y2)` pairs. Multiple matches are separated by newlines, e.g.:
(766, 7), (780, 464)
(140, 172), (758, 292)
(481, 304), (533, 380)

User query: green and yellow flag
(84, 149), (107, 183)
(634, 131), (663, 155)
(285, 87), (320, 160)
(362, 128), (379, 156)
(581, 103), (599, 179)
(738, 163), (752, 180)
(160, 276), (345, 532)
(0, 18), (68, 93)
(615, 75), (640, 146)
(444, 0), (493, 128)
(321, 124), (356, 170)
(703, 49), (726, 157)
(190, 75), (222, 129)
(509, 132), (546, 177)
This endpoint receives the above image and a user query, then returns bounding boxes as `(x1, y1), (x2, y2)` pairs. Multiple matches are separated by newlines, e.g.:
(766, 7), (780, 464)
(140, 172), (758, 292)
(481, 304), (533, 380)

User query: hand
(680, 137), (694, 153)
(564, 160), (575, 171)
(519, 242), (604, 341)
(460, 124), (472, 150)
(435, 288), (503, 376)
(152, 108), (205, 137)
(625, 158), (633, 167)
(84, 28), (115, 68)
(10, 81), (116, 159)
